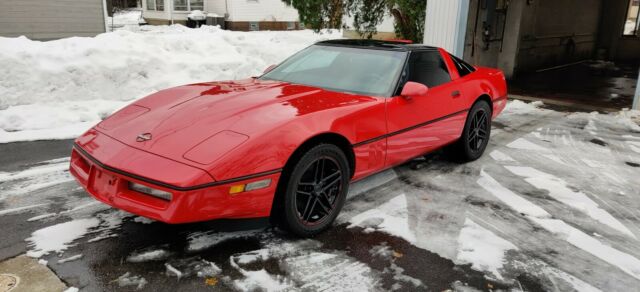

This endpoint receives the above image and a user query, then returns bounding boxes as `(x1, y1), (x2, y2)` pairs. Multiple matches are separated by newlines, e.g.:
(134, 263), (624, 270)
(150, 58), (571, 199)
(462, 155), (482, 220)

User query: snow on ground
(348, 194), (416, 243)
(456, 219), (517, 280)
(57, 254), (83, 264)
(115, 272), (148, 290)
(227, 236), (384, 292)
(26, 218), (100, 257)
(2, 26), (640, 291)
(187, 230), (261, 252)
(504, 165), (636, 238)
(1, 99), (639, 291)
(337, 100), (640, 290)
(0, 25), (341, 143)
(107, 9), (146, 30)
(127, 248), (171, 263)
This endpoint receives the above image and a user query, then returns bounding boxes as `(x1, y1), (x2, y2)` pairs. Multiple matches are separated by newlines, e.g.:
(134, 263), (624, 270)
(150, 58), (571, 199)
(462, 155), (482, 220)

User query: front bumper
(70, 131), (280, 223)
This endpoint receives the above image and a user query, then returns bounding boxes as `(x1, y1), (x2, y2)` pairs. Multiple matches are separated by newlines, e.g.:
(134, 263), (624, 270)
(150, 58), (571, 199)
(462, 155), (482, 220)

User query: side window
(407, 51), (451, 88)
(449, 54), (476, 77)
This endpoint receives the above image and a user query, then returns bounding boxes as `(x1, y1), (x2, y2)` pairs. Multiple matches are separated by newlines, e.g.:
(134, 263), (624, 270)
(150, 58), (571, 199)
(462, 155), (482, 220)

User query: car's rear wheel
(450, 100), (492, 162)
(282, 144), (350, 237)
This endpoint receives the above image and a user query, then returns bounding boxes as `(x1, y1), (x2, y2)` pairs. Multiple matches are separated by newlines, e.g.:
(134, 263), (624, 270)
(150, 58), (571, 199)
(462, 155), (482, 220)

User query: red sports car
(70, 39), (507, 236)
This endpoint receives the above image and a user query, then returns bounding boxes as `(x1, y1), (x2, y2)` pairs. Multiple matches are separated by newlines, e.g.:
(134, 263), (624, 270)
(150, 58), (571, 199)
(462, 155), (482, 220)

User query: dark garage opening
(463, 0), (640, 111)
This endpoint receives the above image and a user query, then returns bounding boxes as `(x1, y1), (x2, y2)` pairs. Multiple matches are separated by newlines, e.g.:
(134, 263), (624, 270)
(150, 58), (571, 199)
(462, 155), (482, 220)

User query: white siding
(142, 0), (297, 22)
(423, 0), (469, 56)
(227, 0), (298, 22)
(0, 0), (106, 40)
(206, 0), (227, 16)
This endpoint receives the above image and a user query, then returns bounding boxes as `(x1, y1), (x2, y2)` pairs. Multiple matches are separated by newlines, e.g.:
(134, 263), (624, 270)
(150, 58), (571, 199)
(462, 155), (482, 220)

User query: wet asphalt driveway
(1, 101), (640, 292)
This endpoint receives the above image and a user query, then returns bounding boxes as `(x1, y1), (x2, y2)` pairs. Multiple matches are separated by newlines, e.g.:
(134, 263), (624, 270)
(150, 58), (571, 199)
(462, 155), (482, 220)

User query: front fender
(207, 98), (387, 181)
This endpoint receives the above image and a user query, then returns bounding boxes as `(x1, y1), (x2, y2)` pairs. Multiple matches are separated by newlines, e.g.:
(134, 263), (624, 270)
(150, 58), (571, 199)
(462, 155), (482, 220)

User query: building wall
(206, 0), (227, 16)
(225, 21), (299, 31)
(424, 0), (469, 57)
(0, 0), (106, 40)
(463, 0), (607, 77)
(599, 0), (640, 61)
(143, 0), (298, 28)
(515, 0), (602, 72)
(226, 0), (298, 22)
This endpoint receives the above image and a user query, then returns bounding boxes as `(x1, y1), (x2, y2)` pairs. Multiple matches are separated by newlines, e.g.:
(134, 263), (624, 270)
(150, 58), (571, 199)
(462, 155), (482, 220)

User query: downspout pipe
(633, 68), (640, 110)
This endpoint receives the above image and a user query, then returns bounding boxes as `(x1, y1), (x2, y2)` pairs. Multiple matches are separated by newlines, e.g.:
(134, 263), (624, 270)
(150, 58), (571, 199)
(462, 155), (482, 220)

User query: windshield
(260, 45), (407, 97)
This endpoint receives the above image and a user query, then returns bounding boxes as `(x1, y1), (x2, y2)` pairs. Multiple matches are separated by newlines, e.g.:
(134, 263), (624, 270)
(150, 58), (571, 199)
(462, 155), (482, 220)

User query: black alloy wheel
(282, 144), (349, 237)
(468, 109), (489, 152)
(448, 100), (492, 162)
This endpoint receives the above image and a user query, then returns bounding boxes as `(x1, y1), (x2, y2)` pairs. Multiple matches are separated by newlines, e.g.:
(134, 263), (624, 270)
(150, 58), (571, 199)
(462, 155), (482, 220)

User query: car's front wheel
(282, 144), (350, 237)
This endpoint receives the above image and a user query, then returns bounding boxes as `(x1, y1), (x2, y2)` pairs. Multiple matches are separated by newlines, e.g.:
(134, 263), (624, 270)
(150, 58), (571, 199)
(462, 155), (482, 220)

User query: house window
(249, 22), (259, 31)
(174, 0), (187, 10)
(286, 22), (295, 30)
(147, 0), (165, 11)
(156, 0), (164, 11)
(624, 0), (640, 36)
(173, 0), (202, 11)
(190, 0), (203, 10)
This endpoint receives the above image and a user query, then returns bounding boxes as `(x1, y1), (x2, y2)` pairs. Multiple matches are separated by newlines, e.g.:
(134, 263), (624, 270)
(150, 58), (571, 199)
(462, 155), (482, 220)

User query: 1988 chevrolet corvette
(70, 39), (507, 236)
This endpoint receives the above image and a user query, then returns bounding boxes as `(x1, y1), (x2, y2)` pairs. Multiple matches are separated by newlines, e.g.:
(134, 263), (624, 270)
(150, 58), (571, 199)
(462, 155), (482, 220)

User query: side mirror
(263, 64), (277, 74)
(400, 81), (428, 98)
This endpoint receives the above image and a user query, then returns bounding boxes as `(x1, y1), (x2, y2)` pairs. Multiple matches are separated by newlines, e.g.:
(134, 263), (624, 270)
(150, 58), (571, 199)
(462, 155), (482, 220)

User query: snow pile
(107, 9), (145, 29)
(0, 100), (127, 143)
(0, 26), (341, 143)
(26, 218), (100, 257)
(501, 99), (545, 115)
(613, 109), (640, 132)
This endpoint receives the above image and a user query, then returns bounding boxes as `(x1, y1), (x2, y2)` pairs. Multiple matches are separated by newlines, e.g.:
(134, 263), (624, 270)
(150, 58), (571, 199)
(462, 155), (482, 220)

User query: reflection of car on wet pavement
(69, 39), (508, 237)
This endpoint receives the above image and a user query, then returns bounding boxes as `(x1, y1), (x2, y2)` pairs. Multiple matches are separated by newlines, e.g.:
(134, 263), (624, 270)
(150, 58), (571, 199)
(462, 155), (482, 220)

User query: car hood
(96, 78), (375, 168)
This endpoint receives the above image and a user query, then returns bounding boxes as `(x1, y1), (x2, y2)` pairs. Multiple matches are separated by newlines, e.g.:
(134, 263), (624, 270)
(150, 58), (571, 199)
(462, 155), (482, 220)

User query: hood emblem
(136, 133), (152, 142)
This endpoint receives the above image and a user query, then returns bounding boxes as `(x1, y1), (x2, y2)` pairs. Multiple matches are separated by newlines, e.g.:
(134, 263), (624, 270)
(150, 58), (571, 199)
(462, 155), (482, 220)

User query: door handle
(451, 90), (461, 97)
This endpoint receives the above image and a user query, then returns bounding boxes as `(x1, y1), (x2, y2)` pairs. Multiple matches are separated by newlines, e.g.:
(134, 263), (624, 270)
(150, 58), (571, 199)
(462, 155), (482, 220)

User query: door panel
(384, 50), (469, 167)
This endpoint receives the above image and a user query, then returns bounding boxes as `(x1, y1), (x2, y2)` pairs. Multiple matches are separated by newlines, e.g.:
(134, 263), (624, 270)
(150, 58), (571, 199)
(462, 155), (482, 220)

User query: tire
(449, 100), (492, 162)
(281, 144), (350, 237)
